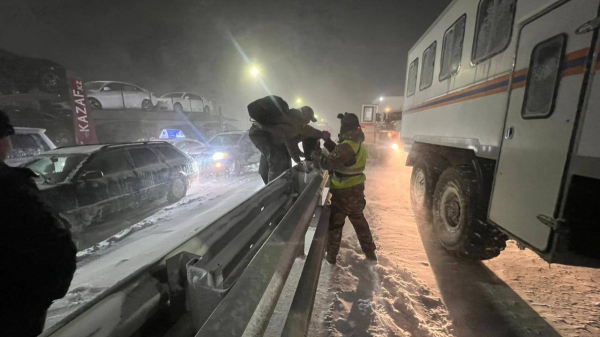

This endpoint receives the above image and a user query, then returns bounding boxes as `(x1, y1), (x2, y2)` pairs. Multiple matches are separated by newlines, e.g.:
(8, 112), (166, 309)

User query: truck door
(489, 0), (600, 252)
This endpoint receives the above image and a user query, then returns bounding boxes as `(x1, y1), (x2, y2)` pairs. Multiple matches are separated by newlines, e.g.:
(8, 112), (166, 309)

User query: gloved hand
(321, 130), (331, 141)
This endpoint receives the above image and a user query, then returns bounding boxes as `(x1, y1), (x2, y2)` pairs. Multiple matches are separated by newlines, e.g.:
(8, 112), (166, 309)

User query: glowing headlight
(212, 152), (228, 160)
(391, 143), (399, 150)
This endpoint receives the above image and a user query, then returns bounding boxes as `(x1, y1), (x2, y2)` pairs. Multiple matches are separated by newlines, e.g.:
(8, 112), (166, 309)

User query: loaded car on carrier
(398, 0), (600, 267)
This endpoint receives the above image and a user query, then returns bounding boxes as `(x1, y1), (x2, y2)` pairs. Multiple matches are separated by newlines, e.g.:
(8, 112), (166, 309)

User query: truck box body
(402, 0), (600, 266)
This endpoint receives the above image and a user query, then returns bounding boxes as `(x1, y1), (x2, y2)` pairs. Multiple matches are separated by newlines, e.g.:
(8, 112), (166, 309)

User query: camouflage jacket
(321, 129), (365, 170)
(253, 108), (322, 162)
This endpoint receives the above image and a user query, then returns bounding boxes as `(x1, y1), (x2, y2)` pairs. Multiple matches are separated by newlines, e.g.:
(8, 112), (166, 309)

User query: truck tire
(432, 166), (506, 260)
(410, 160), (438, 223)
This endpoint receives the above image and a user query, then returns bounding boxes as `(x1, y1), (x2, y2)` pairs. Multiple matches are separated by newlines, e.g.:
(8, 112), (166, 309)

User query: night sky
(2, 0), (450, 125)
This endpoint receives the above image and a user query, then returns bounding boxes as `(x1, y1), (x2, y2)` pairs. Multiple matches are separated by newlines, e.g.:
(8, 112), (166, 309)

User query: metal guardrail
(43, 172), (293, 337)
(282, 205), (331, 337)
(43, 167), (331, 337)
(196, 170), (326, 337)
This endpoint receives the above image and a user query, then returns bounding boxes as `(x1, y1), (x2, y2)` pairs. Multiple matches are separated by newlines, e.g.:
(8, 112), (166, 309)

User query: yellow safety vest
(330, 140), (367, 189)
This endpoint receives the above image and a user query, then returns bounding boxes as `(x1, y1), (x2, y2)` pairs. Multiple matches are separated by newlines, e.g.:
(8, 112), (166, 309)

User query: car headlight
(212, 152), (228, 160)
(391, 143), (399, 150)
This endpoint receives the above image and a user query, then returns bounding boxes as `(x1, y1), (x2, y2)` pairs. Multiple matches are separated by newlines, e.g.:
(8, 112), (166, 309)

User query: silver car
(84, 81), (158, 111)
(157, 92), (213, 114)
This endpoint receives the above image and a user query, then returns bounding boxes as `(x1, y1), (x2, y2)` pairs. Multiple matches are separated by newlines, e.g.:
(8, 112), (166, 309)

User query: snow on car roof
(44, 144), (107, 154)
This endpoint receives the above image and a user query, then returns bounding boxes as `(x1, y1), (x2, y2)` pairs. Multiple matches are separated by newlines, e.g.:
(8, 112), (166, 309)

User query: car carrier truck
(402, 0), (600, 267)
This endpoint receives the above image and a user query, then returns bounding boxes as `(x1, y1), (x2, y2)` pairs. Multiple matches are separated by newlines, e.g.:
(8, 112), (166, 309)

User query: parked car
(23, 142), (199, 237)
(195, 130), (260, 175)
(156, 92), (214, 114)
(0, 48), (68, 95)
(84, 81), (158, 111)
(6, 127), (56, 167)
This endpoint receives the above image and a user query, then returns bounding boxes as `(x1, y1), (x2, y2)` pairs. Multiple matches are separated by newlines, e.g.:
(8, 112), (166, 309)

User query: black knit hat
(0, 110), (15, 139)
(337, 112), (360, 134)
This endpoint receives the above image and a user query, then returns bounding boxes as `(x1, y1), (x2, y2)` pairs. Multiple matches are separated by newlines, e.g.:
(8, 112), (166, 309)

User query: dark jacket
(0, 161), (77, 307)
(253, 108), (322, 162)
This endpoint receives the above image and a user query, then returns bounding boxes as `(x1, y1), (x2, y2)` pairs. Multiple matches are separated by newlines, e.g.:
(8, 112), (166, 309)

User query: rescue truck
(360, 95), (403, 162)
(401, 0), (600, 267)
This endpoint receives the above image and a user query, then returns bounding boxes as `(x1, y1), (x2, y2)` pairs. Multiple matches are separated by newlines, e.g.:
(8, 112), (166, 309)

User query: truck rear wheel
(432, 166), (506, 260)
(410, 160), (438, 223)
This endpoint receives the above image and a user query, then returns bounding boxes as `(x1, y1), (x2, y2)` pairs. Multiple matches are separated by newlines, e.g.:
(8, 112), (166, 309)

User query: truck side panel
(402, 0), (563, 159)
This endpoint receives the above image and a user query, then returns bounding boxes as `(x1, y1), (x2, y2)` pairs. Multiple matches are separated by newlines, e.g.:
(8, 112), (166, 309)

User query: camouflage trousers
(327, 183), (376, 258)
(249, 125), (291, 184)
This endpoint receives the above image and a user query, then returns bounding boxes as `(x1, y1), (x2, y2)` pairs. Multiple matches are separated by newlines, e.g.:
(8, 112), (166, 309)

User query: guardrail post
(186, 259), (231, 331)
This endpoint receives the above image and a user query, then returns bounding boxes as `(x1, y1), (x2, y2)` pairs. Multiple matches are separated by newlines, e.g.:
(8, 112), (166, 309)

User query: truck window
(472, 0), (516, 63)
(440, 15), (466, 81)
(362, 106), (374, 122)
(420, 41), (437, 91)
(407, 58), (419, 97)
(522, 34), (566, 119)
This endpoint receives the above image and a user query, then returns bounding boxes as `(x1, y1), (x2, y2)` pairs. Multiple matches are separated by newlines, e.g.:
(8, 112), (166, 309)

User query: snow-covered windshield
(207, 134), (242, 147)
(25, 154), (87, 184)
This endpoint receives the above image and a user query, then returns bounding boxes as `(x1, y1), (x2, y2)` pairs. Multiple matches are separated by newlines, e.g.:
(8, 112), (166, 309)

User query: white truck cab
(402, 0), (600, 267)
(361, 96), (404, 161)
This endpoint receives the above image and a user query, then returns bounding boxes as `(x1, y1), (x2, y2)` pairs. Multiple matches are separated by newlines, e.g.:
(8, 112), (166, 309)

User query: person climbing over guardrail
(247, 95), (329, 184)
(313, 112), (377, 264)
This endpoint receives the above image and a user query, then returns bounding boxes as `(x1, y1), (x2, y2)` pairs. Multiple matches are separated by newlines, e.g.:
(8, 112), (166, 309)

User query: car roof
(14, 127), (46, 134)
(47, 141), (172, 155)
(85, 81), (145, 88)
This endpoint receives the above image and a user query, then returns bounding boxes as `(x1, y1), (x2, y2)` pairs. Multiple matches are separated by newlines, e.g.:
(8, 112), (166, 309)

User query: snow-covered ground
(44, 171), (264, 331)
(304, 151), (600, 337)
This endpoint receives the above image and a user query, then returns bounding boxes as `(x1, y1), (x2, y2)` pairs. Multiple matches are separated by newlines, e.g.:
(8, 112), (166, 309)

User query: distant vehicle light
(212, 152), (228, 160)
(391, 143), (399, 150)
(387, 131), (394, 138)
(215, 162), (223, 168)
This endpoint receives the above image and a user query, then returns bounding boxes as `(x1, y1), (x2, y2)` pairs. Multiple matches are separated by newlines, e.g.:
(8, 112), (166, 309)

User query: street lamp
(250, 66), (259, 77)
(379, 96), (384, 102)
(296, 97), (303, 104)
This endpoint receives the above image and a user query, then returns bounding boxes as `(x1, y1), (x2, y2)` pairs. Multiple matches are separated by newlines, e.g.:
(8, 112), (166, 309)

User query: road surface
(305, 151), (600, 337)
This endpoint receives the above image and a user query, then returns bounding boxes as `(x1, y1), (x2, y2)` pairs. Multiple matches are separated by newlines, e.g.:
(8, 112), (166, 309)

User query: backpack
(247, 95), (290, 126)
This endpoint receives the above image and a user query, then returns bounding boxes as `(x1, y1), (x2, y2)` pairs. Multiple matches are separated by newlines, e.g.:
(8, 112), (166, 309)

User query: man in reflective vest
(317, 113), (376, 264)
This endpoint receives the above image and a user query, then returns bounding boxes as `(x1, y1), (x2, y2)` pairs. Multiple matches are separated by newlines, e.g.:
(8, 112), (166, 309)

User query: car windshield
(207, 134), (242, 147)
(83, 82), (104, 91)
(24, 154), (87, 184)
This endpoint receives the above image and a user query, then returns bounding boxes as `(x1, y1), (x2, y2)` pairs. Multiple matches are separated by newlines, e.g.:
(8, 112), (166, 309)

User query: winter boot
(364, 250), (378, 262)
(325, 252), (337, 265)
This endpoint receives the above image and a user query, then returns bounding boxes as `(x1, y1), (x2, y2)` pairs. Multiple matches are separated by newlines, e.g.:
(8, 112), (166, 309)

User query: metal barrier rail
(196, 170), (327, 337)
(43, 172), (293, 337)
(43, 167), (331, 337)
